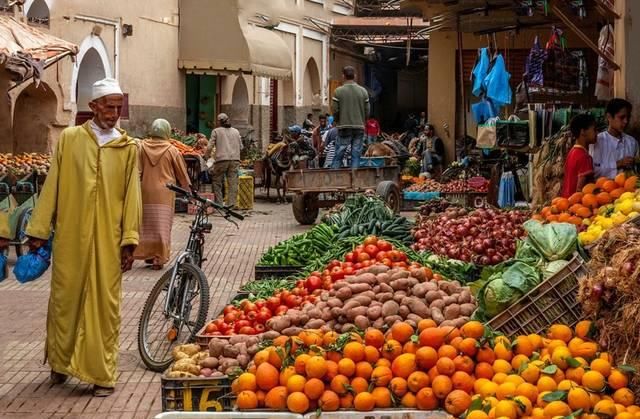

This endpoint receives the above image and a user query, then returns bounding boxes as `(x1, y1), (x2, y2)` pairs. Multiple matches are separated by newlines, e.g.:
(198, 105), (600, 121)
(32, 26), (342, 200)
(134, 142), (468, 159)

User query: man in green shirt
(331, 66), (370, 168)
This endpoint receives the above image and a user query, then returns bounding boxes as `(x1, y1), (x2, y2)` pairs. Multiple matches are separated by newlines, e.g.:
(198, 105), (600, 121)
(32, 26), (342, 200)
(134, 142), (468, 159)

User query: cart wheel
(15, 207), (32, 257)
(376, 181), (401, 214)
(292, 193), (319, 225)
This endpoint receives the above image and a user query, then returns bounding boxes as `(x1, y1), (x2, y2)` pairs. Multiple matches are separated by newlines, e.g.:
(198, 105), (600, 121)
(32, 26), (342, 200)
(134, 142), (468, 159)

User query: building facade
(4, 0), (182, 152)
(4, 0), (359, 153)
(180, 0), (360, 149)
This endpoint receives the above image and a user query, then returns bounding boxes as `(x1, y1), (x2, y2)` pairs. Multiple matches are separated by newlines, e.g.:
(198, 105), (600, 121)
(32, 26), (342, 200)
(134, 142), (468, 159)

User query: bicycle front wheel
(137, 262), (210, 372)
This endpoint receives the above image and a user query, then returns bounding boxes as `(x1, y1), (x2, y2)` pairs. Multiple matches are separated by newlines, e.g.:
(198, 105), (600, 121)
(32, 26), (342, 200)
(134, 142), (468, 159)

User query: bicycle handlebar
(166, 183), (244, 220)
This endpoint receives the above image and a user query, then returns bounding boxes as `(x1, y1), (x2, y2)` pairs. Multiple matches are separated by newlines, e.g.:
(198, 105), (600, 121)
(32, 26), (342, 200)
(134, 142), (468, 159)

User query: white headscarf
(91, 78), (123, 101)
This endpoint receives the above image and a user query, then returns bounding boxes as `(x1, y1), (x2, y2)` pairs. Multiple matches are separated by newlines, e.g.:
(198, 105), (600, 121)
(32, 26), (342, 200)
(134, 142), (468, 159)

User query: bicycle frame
(162, 199), (210, 322)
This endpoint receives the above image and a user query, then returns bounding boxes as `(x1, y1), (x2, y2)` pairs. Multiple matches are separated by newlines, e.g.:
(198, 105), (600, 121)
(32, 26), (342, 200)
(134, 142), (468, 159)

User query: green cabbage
(480, 261), (541, 318)
(542, 260), (570, 279)
(523, 220), (577, 261)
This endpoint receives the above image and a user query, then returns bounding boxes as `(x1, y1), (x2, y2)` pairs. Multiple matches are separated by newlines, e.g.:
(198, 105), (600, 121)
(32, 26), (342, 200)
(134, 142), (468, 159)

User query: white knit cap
(91, 77), (123, 101)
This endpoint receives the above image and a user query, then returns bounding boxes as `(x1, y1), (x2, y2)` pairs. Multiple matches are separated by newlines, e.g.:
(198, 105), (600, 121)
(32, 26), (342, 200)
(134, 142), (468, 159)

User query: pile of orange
(232, 320), (640, 417)
(535, 173), (637, 225)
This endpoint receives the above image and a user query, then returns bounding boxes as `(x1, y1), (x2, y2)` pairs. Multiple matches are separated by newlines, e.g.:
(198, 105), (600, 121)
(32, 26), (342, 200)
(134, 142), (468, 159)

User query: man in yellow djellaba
(26, 78), (142, 397)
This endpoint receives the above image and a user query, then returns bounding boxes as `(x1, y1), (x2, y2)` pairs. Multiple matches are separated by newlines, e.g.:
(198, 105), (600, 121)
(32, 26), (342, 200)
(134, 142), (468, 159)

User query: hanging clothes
(524, 36), (546, 87)
(498, 171), (516, 208)
(595, 24), (614, 101)
(483, 54), (512, 107)
(471, 48), (491, 97)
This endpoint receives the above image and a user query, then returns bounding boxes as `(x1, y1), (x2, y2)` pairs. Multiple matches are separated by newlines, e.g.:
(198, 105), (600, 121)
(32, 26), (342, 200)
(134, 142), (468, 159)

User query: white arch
(23, 0), (52, 15)
(70, 35), (112, 105)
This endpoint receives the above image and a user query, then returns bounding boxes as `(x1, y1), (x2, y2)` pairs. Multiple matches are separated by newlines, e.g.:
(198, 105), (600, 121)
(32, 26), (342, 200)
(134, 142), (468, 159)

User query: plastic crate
(161, 375), (234, 412)
(254, 265), (304, 280)
(359, 157), (387, 167)
(155, 413), (304, 419)
(487, 253), (587, 338)
(304, 410), (451, 418)
(441, 192), (488, 208)
(403, 191), (441, 201)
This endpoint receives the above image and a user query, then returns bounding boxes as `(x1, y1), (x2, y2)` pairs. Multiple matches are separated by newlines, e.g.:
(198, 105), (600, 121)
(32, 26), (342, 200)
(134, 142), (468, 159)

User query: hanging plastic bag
(472, 48), (491, 97)
(476, 117), (499, 149)
(0, 252), (7, 282)
(471, 97), (498, 124)
(483, 54), (512, 106)
(14, 238), (52, 284)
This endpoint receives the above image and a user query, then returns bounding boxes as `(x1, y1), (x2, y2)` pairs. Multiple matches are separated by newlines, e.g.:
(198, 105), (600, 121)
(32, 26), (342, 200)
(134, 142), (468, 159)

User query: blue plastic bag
(0, 252), (7, 282)
(472, 48), (490, 97)
(14, 239), (52, 284)
(483, 54), (513, 106)
(471, 98), (498, 124)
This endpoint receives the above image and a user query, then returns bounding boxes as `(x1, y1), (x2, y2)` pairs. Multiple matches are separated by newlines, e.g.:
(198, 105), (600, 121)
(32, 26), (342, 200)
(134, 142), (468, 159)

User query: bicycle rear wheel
(137, 262), (210, 372)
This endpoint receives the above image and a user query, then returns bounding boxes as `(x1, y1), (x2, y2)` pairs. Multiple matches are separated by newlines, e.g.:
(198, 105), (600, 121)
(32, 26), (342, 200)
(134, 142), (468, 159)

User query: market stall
(154, 177), (640, 416)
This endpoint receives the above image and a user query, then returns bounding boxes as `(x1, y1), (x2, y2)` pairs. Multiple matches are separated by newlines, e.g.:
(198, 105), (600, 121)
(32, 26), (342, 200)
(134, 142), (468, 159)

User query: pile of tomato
(203, 236), (426, 336)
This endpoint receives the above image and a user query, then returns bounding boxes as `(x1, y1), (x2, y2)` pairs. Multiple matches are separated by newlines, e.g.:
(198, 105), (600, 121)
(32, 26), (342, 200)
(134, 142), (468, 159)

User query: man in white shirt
(590, 98), (638, 179)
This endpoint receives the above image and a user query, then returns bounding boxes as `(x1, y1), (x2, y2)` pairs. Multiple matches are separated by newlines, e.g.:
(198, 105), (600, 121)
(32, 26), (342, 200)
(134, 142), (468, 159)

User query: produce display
(470, 220), (578, 320)
(258, 224), (338, 267)
(202, 235), (485, 339)
(324, 194), (413, 243)
(412, 207), (530, 265)
(416, 199), (459, 219)
(232, 320), (640, 417)
(579, 224), (640, 396)
(533, 173), (640, 245)
(165, 337), (266, 378)
(0, 153), (50, 177)
(265, 264), (476, 335)
(404, 178), (489, 194)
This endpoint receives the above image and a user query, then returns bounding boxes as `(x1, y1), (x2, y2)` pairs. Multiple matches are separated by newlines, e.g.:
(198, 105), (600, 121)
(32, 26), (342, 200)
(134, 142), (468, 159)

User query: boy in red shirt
(561, 113), (597, 197)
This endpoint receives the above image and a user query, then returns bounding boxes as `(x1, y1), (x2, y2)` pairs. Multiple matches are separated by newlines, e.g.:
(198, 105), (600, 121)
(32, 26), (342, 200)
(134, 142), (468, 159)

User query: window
(26, 0), (50, 27)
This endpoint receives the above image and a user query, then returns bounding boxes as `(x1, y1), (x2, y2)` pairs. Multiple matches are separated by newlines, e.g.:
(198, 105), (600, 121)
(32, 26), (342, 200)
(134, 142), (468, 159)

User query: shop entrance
(186, 74), (217, 138)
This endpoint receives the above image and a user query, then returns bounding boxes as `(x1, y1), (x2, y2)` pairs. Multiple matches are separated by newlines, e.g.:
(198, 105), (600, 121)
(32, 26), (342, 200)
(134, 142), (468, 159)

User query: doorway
(75, 47), (107, 125)
(186, 74), (217, 138)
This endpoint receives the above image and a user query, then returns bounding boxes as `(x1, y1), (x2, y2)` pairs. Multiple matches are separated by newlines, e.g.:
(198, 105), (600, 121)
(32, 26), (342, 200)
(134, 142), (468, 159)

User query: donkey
(263, 142), (294, 203)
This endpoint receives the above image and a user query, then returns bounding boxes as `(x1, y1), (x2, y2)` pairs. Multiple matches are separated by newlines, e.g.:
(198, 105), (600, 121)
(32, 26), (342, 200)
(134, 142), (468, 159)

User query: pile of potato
(264, 265), (477, 336)
(166, 333), (283, 379)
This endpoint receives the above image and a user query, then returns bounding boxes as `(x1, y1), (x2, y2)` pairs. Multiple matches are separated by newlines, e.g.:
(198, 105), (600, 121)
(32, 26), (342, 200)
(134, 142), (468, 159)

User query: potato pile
(264, 265), (476, 336)
(166, 334), (280, 379)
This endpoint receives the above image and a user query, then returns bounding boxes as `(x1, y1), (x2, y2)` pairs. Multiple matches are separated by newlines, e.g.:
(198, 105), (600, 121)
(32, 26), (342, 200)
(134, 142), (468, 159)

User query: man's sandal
(92, 385), (115, 397)
(50, 371), (68, 385)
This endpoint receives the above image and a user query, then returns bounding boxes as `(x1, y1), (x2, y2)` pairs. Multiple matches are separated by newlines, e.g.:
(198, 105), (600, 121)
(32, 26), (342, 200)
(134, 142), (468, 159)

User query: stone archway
(230, 76), (249, 124)
(13, 82), (57, 153)
(303, 58), (321, 106)
(70, 35), (111, 125)
(25, 0), (50, 25)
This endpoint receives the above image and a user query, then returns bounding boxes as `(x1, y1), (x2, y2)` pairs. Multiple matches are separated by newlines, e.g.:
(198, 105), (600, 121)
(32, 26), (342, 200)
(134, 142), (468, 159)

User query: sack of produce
(14, 239), (52, 284)
(477, 261), (541, 318)
(523, 220), (577, 261)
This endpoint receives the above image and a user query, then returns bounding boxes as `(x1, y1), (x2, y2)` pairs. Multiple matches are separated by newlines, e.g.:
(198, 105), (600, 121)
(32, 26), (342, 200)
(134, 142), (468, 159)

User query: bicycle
(137, 183), (244, 372)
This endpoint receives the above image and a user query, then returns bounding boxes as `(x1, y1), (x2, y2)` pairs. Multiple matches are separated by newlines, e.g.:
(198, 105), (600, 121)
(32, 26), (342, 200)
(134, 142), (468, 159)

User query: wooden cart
(285, 166), (401, 225)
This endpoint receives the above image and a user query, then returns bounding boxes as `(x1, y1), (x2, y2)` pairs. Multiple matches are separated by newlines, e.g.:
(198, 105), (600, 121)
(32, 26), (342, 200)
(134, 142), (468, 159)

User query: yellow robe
(26, 121), (142, 388)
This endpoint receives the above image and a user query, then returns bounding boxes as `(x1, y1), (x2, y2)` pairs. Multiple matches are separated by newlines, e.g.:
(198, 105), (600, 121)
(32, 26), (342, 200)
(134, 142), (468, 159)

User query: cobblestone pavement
(0, 202), (309, 419)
